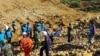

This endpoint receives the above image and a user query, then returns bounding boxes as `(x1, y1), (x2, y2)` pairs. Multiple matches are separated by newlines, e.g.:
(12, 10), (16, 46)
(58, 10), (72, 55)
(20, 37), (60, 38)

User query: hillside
(0, 0), (100, 56)
(0, 0), (99, 24)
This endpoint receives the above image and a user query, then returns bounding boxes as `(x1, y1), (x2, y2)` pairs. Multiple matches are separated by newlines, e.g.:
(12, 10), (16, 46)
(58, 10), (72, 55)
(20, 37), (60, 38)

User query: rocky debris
(0, 0), (99, 56)
(82, 51), (93, 56)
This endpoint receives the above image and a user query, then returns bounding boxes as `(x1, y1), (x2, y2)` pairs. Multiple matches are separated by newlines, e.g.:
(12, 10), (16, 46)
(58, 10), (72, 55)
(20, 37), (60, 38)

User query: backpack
(93, 25), (96, 36)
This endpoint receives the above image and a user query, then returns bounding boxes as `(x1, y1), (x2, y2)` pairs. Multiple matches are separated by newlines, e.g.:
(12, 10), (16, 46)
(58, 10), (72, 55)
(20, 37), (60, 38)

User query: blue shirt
(27, 25), (32, 32)
(89, 25), (96, 36)
(0, 32), (5, 41)
(5, 30), (12, 39)
(40, 24), (45, 32)
(44, 35), (50, 47)
(22, 26), (27, 32)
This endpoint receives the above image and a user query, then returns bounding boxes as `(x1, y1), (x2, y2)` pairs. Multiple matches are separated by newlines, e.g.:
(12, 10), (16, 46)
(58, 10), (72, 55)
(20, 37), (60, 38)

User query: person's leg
(88, 35), (91, 44)
(13, 28), (16, 33)
(8, 38), (11, 43)
(34, 38), (39, 49)
(40, 46), (45, 56)
(70, 35), (73, 42)
(24, 48), (31, 56)
(68, 35), (70, 43)
(91, 37), (95, 44)
(30, 31), (32, 38)
(45, 46), (50, 56)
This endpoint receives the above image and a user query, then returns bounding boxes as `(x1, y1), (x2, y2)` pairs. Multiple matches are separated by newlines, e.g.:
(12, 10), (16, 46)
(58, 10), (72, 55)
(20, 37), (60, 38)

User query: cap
(22, 32), (27, 36)
(42, 31), (47, 36)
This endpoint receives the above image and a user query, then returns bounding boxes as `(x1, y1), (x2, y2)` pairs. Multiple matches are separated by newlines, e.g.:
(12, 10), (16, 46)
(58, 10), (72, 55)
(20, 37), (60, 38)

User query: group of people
(0, 20), (62, 56)
(0, 22), (14, 56)
(0, 19), (96, 56)
(67, 20), (96, 44)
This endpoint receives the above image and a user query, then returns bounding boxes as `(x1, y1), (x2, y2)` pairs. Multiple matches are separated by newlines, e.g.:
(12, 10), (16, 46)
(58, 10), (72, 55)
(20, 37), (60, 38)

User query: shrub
(61, 0), (81, 8)
(69, 2), (79, 8)
(60, 0), (70, 4)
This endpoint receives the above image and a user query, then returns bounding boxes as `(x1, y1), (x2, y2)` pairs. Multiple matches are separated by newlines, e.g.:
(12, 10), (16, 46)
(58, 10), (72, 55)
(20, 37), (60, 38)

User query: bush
(60, 0), (70, 4)
(69, 2), (79, 8)
(61, 0), (81, 8)
(87, 5), (99, 11)
(70, 0), (81, 8)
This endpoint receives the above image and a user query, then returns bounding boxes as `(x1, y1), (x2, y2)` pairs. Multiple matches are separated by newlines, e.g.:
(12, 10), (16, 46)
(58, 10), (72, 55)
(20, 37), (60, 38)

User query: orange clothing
(20, 37), (34, 56)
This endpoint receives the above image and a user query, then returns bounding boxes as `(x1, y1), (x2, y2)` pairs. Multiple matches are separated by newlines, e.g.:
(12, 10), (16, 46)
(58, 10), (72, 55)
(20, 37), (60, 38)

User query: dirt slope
(0, 0), (99, 56)
(0, 0), (99, 41)
(0, 0), (99, 24)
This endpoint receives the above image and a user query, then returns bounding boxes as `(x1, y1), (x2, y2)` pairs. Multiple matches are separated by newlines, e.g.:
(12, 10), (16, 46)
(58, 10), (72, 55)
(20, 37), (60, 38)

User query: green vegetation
(61, 0), (81, 8)
(60, 0), (71, 4)
(61, 0), (100, 11)
(86, 6), (100, 12)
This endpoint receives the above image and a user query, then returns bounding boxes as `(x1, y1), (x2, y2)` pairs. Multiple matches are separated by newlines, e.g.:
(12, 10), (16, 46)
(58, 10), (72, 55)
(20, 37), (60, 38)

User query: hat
(22, 32), (27, 36)
(42, 31), (47, 36)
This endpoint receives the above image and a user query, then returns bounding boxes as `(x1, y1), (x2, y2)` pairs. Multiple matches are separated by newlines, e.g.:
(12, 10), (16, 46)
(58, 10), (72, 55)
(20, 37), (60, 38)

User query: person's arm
(4, 32), (7, 39)
(20, 40), (23, 51)
(11, 31), (13, 37)
(29, 39), (34, 49)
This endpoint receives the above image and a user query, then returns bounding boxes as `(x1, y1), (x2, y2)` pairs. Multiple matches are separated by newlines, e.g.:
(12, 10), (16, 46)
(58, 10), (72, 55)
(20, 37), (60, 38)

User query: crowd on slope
(0, 19), (97, 56)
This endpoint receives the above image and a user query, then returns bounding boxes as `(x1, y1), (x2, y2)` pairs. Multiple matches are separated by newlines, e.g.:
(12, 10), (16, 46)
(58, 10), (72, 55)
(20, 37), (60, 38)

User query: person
(33, 21), (38, 32)
(21, 24), (27, 36)
(33, 21), (38, 37)
(40, 21), (45, 32)
(5, 28), (12, 43)
(20, 22), (24, 34)
(20, 32), (34, 56)
(0, 43), (2, 56)
(2, 40), (13, 56)
(12, 21), (16, 33)
(40, 31), (50, 56)
(26, 22), (32, 38)
(88, 20), (96, 44)
(0, 30), (5, 47)
(0, 30), (5, 56)
(4, 23), (9, 31)
(67, 23), (73, 43)
(33, 28), (40, 49)
(46, 29), (54, 42)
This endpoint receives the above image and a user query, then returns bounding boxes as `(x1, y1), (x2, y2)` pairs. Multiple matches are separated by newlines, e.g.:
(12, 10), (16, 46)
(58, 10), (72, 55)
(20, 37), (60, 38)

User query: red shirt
(20, 37), (34, 51)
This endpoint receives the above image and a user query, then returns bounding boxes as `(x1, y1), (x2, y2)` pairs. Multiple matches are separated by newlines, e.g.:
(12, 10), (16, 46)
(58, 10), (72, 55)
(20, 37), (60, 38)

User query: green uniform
(34, 31), (40, 49)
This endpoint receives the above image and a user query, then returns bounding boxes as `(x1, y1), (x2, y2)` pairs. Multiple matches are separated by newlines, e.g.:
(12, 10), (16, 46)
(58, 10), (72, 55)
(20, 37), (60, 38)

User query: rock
(93, 50), (100, 56)
(76, 52), (82, 56)
(82, 51), (93, 56)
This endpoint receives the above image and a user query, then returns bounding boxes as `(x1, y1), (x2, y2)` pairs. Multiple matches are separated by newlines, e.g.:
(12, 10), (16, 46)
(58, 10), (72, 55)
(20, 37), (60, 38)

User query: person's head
(89, 20), (94, 25)
(40, 21), (44, 24)
(20, 22), (23, 25)
(12, 21), (15, 23)
(8, 27), (11, 30)
(23, 24), (27, 27)
(42, 31), (47, 36)
(27, 22), (29, 25)
(69, 23), (71, 26)
(22, 32), (28, 37)
(34, 21), (38, 24)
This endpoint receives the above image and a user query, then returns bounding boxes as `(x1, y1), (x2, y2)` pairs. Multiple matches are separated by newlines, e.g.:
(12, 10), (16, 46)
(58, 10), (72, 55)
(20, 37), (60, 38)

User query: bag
(93, 25), (96, 36)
